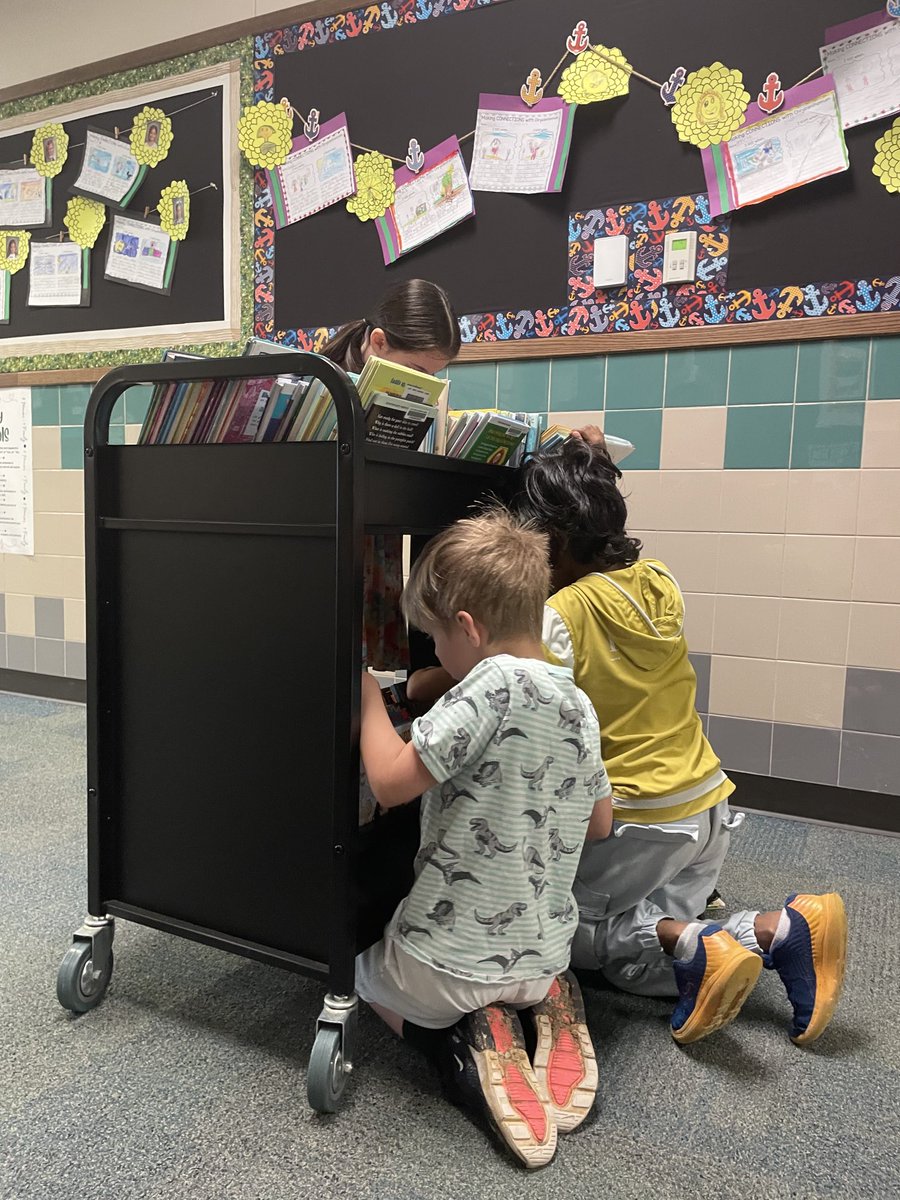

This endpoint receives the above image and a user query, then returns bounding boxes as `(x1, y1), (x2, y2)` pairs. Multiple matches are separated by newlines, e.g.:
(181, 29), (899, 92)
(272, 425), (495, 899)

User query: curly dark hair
(512, 438), (642, 569)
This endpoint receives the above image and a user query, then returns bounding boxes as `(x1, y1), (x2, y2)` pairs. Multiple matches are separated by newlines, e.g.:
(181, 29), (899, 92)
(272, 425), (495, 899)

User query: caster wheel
(57, 942), (114, 1013)
(307, 1027), (347, 1113)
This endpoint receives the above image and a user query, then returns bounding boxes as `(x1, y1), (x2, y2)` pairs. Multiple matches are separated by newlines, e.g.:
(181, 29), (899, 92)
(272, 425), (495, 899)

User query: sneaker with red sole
(438, 1004), (557, 1170)
(524, 972), (598, 1133)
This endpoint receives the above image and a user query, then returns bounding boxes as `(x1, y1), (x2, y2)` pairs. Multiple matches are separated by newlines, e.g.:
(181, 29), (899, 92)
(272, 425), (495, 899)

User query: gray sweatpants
(571, 801), (760, 997)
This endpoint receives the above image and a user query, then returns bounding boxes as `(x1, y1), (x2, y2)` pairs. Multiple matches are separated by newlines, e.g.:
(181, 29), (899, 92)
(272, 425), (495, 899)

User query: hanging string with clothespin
(144, 181), (217, 218)
(587, 42), (664, 91)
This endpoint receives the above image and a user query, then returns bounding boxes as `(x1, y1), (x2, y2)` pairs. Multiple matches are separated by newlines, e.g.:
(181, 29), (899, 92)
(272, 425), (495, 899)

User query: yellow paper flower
(873, 117), (900, 193)
(346, 151), (396, 222)
(30, 122), (69, 178)
(671, 62), (750, 148)
(0, 230), (30, 274)
(558, 46), (631, 105)
(64, 197), (107, 248)
(130, 106), (174, 167)
(238, 100), (293, 169)
(157, 180), (191, 240)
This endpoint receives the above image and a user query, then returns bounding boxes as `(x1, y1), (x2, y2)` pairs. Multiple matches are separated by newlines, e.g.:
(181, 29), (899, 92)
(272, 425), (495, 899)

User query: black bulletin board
(269, 0), (898, 334)
(0, 83), (226, 341)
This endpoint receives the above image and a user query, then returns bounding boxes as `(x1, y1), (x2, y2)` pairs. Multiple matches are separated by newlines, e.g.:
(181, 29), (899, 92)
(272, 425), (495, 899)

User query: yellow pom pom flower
(130, 106), (174, 167)
(558, 46), (631, 105)
(30, 122), (69, 178)
(346, 151), (396, 222)
(0, 230), (31, 275)
(238, 101), (293, 169)
(158, 180), (191, 240)
(873, 118), (900, 193)
(64, 197), (107, 248)
(671, 62), (750, 149)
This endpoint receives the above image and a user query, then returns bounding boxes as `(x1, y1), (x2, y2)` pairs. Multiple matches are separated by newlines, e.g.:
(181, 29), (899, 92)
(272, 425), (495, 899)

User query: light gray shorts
(355, 936), (552, 1030)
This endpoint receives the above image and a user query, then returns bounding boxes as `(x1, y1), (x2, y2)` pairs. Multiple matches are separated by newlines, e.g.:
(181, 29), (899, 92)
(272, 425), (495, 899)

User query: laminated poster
(0, 167), (51, 228)
(28, 242), (90, 307)
(820, 13), (900, 129)
(376, 136), (474, 266)
(104, 213), (177, 294)
(72, 128), (147, 208)
(0, 388), (34, 556)
(469, 94), (576, 195)
(266, 113), (356, 229)
(701, 76), (849, 217)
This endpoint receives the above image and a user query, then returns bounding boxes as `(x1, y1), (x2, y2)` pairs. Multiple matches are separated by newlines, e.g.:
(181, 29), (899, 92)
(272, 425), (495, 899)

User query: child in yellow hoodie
(508, 436), (848, 1047)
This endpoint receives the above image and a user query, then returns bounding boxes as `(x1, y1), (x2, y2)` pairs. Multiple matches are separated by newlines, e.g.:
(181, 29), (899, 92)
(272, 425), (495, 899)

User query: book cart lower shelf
(55, 355), (517, 1113)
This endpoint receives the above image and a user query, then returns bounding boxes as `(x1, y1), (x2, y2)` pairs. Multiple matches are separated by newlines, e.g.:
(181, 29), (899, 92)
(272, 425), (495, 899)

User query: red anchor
(479, 313), (497, 342)
(680, 294), (703, 316)
(298, 22), (316, 46)
(629, 300), (653, 330)
(758, 73), (784, 114)
(604, 208), (626, 237)
(647, 201), (670, 232)
(569, 276), (595, 300)
(751, 289), (777, 320)
(567, 305), (589, 333)
(635, 267), (663, 291)
(567, 20), (590, 55)
(535, 309), (556, 337)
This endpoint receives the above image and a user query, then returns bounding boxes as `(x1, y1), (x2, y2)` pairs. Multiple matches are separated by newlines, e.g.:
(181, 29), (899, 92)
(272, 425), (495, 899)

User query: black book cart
(55, 354), (516, 1112)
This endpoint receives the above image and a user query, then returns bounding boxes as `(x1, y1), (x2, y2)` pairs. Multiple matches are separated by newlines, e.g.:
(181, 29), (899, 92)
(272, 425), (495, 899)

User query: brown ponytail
(321, 279), (461, 374)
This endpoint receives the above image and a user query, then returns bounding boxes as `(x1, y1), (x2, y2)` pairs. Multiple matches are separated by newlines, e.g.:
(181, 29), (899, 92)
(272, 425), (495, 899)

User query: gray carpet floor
(2, 690), (899, 1200)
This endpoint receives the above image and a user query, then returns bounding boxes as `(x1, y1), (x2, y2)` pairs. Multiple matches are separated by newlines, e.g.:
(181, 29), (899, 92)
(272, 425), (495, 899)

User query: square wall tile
(848, 603), (900, 670)
(786, 470), (859, 535)
(603, 409), (662, 470)
(791, 402), (864, 470)
(35, 637), (65, 676)
(660, 406), (726, 470)
(857, 470), (900, 536)
(771, 724), (840, 786)
(777, 599), (850, 666)
(839, 731), (900, 793)
(35, 514), (84, 557)
(447, 363), (496, 410)
(7, 634), (35, 672)
(709, 655), (777, 720)
(0, 593), (4, 631)
(606, 352), (665, 409)
(110, 396), (126, 426)
(664, 348), (729, 408)
(683, 592), (716, 654)
(31, 387), (60, 426)
(34, 596), (65, 639)
(649, 532), (718, 592)
(65, 641), (86, 679)
(796, 340), (869, 403)
(862, 400), (900, 467)
(619, 470), (660, 529)
(782, 535), (855, 601)
(5, 593), (34, 636)
(656, 471), (723, 532)
(717, 533), (784, 597)
(713, 595), (780, 658)
(550, 357), (605, 411)
(843, 667), (900, 736)
(719, 470), (788, 534)
(728, 344), (796, 406)
(724, 405), (793, 470)
(852, 537), (900, 603)
(32, 427), (61, 470)
(0, 634), (5, 668)
(125, 424), (143, 445)
(64, 598), (86, 642)
(774, 661), (846, 727)
(868, 336), (900, 400)
(125, 385), (155, 426)
(497, 360), (550, 414)
(690, 652), (711, 712)
(33, 469), (84, 514)
(707, 716), (773, 775)
(60, 427), (84, 471)
(59, 384), (91, 427)
(108, 426), (126, 445)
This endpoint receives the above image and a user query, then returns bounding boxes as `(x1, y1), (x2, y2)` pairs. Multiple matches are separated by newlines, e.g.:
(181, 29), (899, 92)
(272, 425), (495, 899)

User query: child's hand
(570, 424), (606, 450)
(407, 666), (456, 706)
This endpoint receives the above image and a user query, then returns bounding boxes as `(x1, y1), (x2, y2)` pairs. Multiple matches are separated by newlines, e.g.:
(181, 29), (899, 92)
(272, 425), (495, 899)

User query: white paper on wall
(0, 387), (34, 555)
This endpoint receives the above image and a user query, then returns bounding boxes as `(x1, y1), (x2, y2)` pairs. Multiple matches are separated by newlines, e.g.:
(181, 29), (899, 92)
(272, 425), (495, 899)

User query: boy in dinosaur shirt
(357, 509), (613, 1170)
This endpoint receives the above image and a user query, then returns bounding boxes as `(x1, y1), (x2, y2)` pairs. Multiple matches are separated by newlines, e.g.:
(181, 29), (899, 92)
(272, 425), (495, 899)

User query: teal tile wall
(869, 335), (900, 400)
(725, 405), (793, 470)
(728, 344), (797, 406)
(550, 358), (604, 411)
(791, 402), (865, 469)
(796, 340), (869, 403)
(665, 348), (728, 407)
(606, 351), (665, 409)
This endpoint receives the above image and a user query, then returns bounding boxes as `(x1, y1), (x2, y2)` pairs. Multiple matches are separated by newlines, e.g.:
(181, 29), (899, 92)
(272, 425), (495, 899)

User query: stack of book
(444, 409), (539, 466)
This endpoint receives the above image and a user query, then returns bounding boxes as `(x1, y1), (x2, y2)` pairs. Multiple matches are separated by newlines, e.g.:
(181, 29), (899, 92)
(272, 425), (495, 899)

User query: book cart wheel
(57, 943), (114, 1014)
(307, 1027), (348, 1113)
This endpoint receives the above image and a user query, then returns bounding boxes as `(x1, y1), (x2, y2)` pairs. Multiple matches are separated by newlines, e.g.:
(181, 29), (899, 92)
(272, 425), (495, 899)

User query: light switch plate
(662, 230), (698, 284)
(593, 234), (629, 289)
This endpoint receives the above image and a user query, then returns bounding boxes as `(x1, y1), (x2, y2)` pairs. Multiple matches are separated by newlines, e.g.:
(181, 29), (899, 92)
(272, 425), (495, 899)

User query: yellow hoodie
(543, 559), (733, 824)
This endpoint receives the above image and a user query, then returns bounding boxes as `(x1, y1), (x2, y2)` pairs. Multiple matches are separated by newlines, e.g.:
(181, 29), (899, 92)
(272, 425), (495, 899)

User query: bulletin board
(253, 0), (900, 352)
(0, 56), (245, 369)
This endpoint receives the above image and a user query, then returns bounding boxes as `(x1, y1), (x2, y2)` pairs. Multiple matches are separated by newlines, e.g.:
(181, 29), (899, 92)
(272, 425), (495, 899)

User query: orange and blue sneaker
(671, 925), (763, 1045)
(524, 972), (598, 1133)
(765, 892), (848, 1045)
(438, 1003), (557, 1169)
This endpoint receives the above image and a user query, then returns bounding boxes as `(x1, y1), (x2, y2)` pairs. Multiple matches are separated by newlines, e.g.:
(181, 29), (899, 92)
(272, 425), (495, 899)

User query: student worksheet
(378, 136), (474, 264)
(0, 387), (33, 555)
(105, 214), (175, 292)
(0, 271), (8, 324)
(73, 129), (145, 207)
(0, 167), (49, 227)
(821, 14), (900, 129)
(469, 94), (575, 194)
(28, 242), (89, 306)
(267, 114), (356, 228)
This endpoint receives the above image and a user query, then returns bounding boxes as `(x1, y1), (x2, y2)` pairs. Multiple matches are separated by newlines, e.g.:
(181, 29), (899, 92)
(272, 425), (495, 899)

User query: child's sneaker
(765, 892), (848, 1045)
(671, 925), (763, 1044)
(704, 888), (727, 915)
(438, 1004), (557, 1170)
(525, 971), (598, 1133)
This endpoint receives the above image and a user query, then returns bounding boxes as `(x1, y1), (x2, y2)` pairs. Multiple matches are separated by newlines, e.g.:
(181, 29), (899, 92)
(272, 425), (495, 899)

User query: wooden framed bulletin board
(0, 53), (246, 374)
(253, 0), (900, 358)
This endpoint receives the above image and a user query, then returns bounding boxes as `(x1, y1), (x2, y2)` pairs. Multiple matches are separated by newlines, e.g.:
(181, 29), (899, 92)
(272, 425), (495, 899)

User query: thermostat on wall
(662, 230), (698, 284)
(593, 234), (629, 289)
